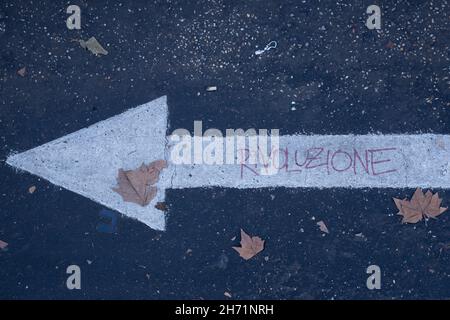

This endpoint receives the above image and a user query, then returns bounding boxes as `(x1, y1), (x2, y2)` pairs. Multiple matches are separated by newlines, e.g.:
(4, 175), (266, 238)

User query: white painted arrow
(6, 96), (450, 230)
(7, 96), (168, 230)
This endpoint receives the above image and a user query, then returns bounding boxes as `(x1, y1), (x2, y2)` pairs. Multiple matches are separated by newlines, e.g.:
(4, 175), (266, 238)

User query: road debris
(28, 185), (36, 194)
(0, 21), (5, 36)
(112, 160), (167, 206)
(96, 209), (118, 233)
(73, 37), (108, 56)
(393, 188), (448, 224)
(0, 240), (8, 250)
(206, 86), (217, 92)
(316, 220), (329, 234)
(255, 40), (277, 56)
(17, 67), (26, 77)
(232, 229), (265, 260)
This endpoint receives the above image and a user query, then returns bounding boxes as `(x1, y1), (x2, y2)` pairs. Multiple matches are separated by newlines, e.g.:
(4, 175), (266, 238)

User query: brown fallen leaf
(393, 188), (448, 224)
(112, 160), (167, 206)
(316, 220), (329, 234)
(232, 229), (265, 260)
(73, 37), (108, 56)
(0, 240), (8, 250)
(28, 185), (36, 194)
(17, 67), (26, 77)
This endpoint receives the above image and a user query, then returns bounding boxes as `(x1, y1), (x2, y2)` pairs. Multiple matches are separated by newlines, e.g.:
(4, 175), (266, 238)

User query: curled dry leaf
(232, 229), (265, 260)
(316, 220), (329, 234)
(393, 188), (448, 224)
(74, 37), (108, 56)
(17, 67), (26, 77)
(112, 160), (167, 207)
(0, 240), (8, 250)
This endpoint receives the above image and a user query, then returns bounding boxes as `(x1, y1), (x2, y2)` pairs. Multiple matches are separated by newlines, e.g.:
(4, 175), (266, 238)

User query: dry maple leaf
(393, 188), (448, 224)
(112, 160), (167, 206)
(232, 229), (265, 260)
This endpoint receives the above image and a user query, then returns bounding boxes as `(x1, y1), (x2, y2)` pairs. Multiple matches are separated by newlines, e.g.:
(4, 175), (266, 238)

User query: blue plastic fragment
(96, 209), (118, 234)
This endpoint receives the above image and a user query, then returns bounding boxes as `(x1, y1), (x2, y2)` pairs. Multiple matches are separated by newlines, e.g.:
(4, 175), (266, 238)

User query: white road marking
(7, 96), (168, 230)
(168, 134), (450, 189)
(6, 96), (450, 230)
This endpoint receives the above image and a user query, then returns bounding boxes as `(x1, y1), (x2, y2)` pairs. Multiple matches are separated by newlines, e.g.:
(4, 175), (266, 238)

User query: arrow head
(7, 96), (169, 231)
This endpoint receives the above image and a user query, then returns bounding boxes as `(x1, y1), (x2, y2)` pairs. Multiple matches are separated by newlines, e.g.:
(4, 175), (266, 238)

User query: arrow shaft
(164, 134), (450, 189)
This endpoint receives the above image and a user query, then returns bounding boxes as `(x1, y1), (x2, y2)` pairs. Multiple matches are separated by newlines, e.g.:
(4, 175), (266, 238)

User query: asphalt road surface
(0, 0), (450, 299)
